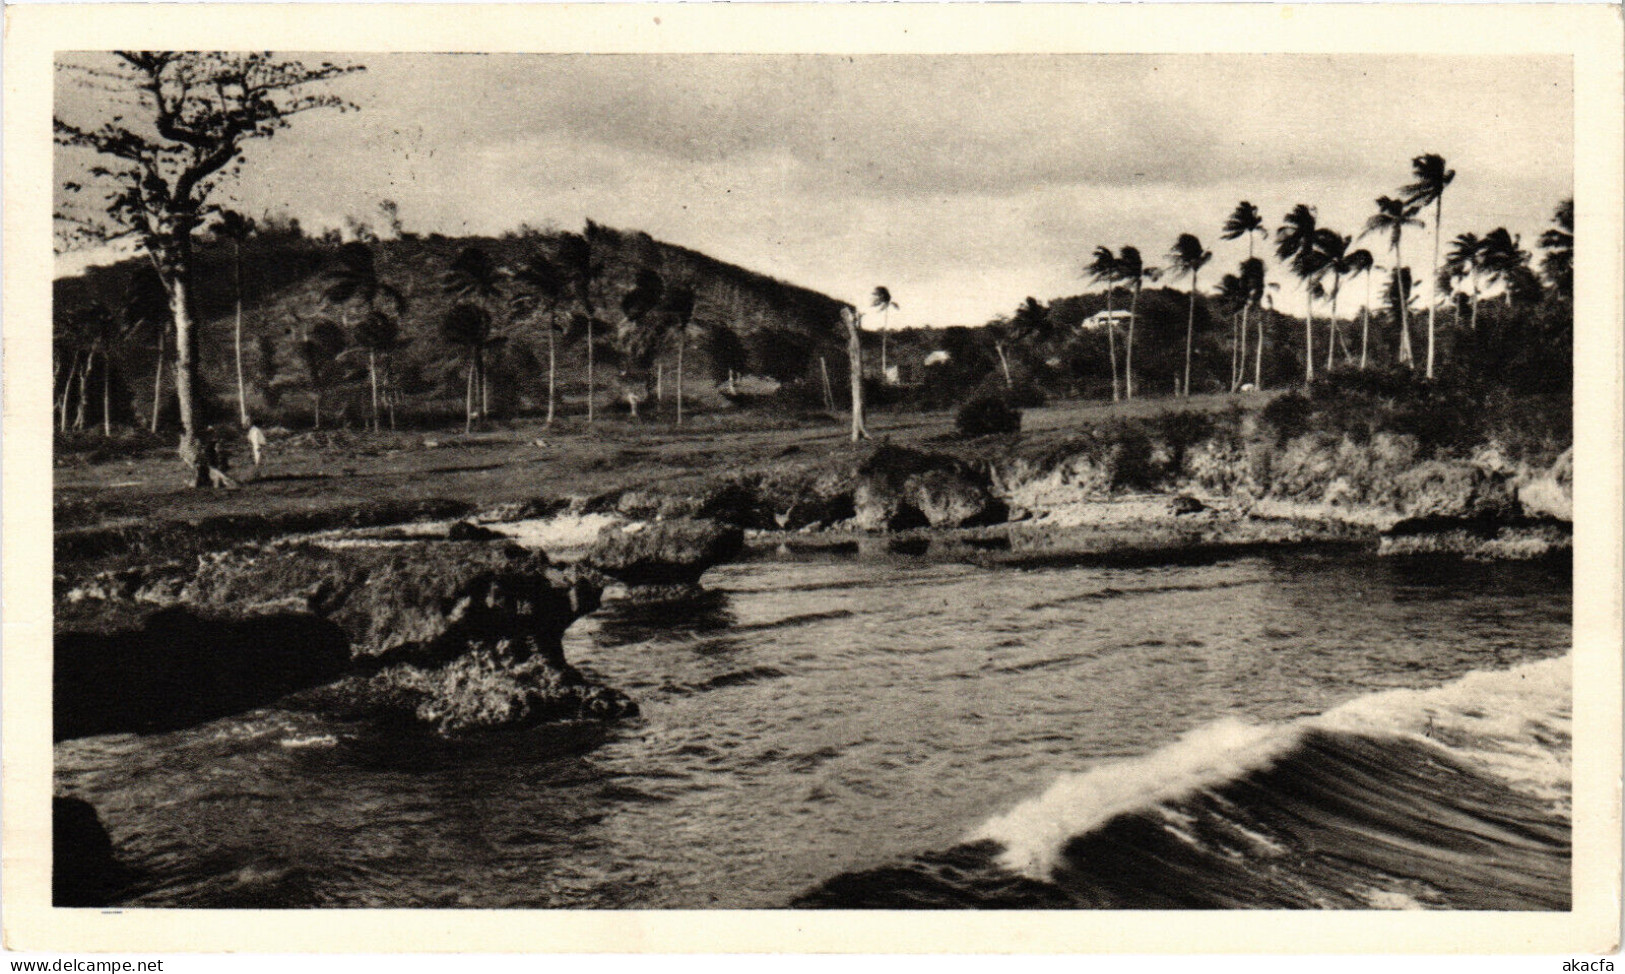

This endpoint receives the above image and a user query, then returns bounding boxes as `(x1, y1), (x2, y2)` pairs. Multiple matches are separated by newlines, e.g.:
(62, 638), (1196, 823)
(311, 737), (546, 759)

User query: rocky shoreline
(51, 430), (1570, 905)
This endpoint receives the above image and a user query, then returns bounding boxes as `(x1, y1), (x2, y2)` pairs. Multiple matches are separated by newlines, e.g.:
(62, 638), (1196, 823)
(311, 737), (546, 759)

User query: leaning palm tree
(1362, 196), (1424, 368)
(1539, 198), (1573, 298)
(215, 209), (256, 427)
(1276, 204), (1324, 384)
(506, 251), (569, 424)
(1166, 234), (1212, 396)
(1117, 246), (1160, 399)
(1085, 246), (1123, 401)
(871, 286), (899, 380)
(1311, 230), (1372, 371)
(1403, 153), (1456, 379)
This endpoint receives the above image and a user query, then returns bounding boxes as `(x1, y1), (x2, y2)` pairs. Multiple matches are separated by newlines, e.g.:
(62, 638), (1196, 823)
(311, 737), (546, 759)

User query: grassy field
(54, 392), (1263, 538)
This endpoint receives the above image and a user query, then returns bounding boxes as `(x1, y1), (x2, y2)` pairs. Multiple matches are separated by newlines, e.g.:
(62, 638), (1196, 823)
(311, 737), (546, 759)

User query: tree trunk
(1396, 243), (1413, 367)
(1427, 198), (1441, 380)
(1105, 288), (1120, 402)
(820, 356), (834, 412)
(1470, 285), (1480, 333)
(1183, 278), (1196, 397)
(1126, 285), (1140, 399)
(1326, 273), (1341, 373)
(844, 311), (869, 442)
(102, 348), (112, 436)
(880, 328), (887, 380)
(1238, 303), (1250, 390)
(479, 349), (489, 419)
(1303, 291), (1314, 386)
(676, 339), (685, 427)
(75, 348), (92, 431)
(151, 333), (166, 433)
(233, 239), (248, 427)
(369, 349), (379, 432)
(60, 352), (79, 433)
(1254, 296), (1265, 391)
(995, 343), (1013, 389)
(1361, 276), (1371, 370)
(586, 317), (596, 423)
(464, 356), (475, 434)
(656, 361), (664, 402)
(546, 320), (557, 425)
(168, 258), (203, 470)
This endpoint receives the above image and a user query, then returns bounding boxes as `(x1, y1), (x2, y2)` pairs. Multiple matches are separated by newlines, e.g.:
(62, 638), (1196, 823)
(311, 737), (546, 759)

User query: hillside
(52, 222), (852, 430)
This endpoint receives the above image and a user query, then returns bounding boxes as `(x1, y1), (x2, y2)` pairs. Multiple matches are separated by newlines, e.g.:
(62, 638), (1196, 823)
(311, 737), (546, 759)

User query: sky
(55, 53), (1572, 327)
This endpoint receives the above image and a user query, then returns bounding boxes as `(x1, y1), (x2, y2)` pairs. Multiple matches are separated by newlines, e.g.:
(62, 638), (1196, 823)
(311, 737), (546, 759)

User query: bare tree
(55, 53), (361, 484)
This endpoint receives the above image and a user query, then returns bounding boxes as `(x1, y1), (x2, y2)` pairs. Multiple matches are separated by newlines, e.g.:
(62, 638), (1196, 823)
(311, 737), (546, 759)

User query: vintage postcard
(4, 1), (1621, 957)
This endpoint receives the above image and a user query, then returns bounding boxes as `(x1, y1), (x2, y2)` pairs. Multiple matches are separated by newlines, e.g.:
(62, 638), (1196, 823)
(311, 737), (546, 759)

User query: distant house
(1081, 309), (1134, 330)
(923, 350), (952, 367)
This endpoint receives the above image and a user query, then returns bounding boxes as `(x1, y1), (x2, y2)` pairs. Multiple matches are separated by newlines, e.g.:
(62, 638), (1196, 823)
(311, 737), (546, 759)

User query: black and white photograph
(5, 1), (1621, 957)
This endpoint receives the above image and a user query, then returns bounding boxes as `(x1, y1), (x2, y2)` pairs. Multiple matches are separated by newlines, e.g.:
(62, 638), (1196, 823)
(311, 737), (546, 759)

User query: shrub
(955, 395), (1022, 438)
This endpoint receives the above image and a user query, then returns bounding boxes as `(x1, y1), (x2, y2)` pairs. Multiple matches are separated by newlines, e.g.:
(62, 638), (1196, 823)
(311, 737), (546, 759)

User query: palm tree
(1216, 268), (1252, 391)
(1117, 246), (1160, 399)
(1403, 153), (1456, 379)
(1276, 204), (1324, 384)
(661, 283), (699, 426)
(506, 251), (568, 425)
(1085, 247), (1123, 401)
(1166, 234), (1212, 396)
(215, 209), (256, 427)
(556, 231), (603, 422)
(1444, 232), (1486, 332)
(350, 310), (407, 431)
(443, 246), (505, 417)
(1241, 256), (1270, 389)
(441, 303), (492, 433)
(324, 242), (406, 431)
(1480, 228), (1533, 307)
(1362, 196), (1424, 367)
(1342, 249), (1376, 369)
(1311, 230), (1372, 371)
(122, 269), (171, 432)
(296, 316), (347, 429)
(1384, 267), (1416, 345)
(1539, 198), (1573, 298)
(871, 287), (898, 380)
(1222, 201), (1267, 260)
(1220, 204), (1267, 393)
(616, 267), (666, 419)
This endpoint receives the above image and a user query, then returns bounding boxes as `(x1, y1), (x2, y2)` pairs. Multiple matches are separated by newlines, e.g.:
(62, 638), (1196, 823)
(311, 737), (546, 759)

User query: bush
(955, 395), (1022, 438)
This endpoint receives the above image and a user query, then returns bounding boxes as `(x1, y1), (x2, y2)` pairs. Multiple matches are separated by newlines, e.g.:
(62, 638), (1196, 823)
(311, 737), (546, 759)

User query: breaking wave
(797, 654), (1570, 910)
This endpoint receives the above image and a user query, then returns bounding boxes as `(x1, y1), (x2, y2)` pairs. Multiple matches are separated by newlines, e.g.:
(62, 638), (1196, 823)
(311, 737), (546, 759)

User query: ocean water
(53, 548), (1571, 909)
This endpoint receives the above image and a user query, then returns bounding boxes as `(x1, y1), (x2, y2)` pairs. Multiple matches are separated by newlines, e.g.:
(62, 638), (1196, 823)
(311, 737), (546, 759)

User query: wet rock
(361, 643), (637, 735)
(54, 605), (352, 740)
(446, 520), (504, 541)
(54, 796), (131, 907)
(1168, 494), (1207, 515)
(1394, 461), (1521, 522)
(758, 470), (854, 531)
(586, 518), (744, 586)
(1378, 523), (1571, 560)
(904, 469), (1005, 528)
(180, 542), (599, 666)
(852, 480), (929, 532)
